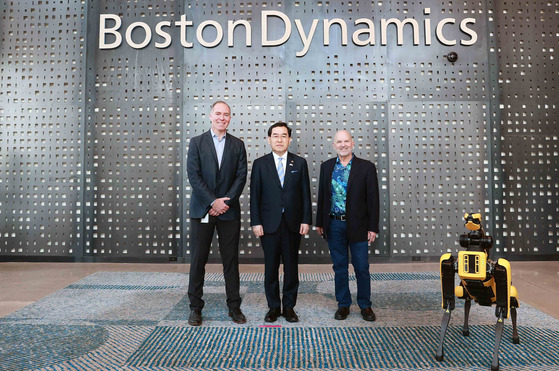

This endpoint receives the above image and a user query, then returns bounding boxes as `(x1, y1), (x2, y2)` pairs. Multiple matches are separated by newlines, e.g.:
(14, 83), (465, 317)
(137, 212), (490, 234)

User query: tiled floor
(0, 261), (557, 319)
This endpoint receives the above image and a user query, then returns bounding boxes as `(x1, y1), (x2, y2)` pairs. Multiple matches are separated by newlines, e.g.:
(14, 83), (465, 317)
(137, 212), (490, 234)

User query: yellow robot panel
(510, 286), (518, 300)
(458, 251), (487, 280)
(455, 285), (465, 298)
(498, 258), (512, 319)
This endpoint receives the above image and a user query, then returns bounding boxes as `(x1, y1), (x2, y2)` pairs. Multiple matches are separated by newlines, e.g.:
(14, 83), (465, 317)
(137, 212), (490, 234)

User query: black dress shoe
(334, 307), (350, 320)
(229, 307), (247, 324)
(188, 309), (202, 326)
(265, 308), (282, 322)
(282, 307), (299, 323)
(361, 307), (376, 322)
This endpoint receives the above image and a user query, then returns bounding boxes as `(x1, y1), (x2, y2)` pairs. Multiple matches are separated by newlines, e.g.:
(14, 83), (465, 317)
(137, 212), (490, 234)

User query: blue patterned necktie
(277, 157), (285, 187)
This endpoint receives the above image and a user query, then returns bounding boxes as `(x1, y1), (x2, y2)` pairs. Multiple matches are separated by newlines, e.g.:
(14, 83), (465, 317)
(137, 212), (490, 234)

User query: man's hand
(316, 227), (324, 237)
(368, 231), (377, 243)
(299, 223), (310, 235)
(252, 225), (264, 237)
(211, 197), (230, 215)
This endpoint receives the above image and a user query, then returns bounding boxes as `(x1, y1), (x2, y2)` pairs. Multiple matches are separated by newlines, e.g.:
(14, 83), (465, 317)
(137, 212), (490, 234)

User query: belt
(330, 214), (346, 221)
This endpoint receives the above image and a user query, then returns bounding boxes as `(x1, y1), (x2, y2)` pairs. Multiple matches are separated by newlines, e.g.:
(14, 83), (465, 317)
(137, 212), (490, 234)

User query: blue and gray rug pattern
(0, 272), (558, 370)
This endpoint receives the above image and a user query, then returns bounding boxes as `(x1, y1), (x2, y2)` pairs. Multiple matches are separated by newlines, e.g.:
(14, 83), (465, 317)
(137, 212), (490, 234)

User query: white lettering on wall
(98, 10), (479, 56)
(261, 10), (291, 46)
(99, 14), (122, 49)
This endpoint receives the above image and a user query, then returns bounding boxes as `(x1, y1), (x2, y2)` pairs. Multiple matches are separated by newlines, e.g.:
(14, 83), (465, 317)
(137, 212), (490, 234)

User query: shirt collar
(210, 128), (226, 141)
(272, 151), (288, 164)
(336, 153), (354, 166)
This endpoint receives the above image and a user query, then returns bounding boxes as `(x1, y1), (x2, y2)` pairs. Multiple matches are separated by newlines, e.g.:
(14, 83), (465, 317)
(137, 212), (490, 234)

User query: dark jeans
(327, 218), (372, 309)
(188, 216), (241, 310)
(260, 214), (300, 309)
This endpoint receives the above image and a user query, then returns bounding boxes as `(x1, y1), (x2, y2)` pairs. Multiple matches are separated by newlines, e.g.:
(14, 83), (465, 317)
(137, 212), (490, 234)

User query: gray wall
(0, 0), (557, 263)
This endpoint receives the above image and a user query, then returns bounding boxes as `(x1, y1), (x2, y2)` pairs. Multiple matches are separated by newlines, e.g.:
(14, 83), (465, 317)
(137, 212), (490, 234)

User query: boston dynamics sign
(99, 9), (478, 57)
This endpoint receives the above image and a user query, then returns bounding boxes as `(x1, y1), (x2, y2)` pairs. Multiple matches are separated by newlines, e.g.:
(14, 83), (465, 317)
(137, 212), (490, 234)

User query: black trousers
(260, 214), (301, 309)
(188, 216), (241, 311)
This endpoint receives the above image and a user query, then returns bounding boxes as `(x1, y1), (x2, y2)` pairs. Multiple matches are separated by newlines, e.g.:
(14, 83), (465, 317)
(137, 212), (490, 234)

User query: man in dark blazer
(186, 101), (248, 326)
(316, 130), (380, 322)
(250, 122), (312, 323)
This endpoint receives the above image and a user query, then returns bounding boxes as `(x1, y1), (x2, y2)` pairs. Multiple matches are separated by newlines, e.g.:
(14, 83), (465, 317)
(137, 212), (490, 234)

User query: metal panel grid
(83, 0), (183, 259)
(492, 0), (559, 255)
(0, 1), (86, 256)
(388, 102), (489, 257)
(384, 0), (492, 259)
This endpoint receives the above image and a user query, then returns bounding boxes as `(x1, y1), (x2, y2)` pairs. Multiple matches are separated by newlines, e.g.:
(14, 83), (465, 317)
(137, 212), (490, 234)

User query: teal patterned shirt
(330, 155), (353, 215)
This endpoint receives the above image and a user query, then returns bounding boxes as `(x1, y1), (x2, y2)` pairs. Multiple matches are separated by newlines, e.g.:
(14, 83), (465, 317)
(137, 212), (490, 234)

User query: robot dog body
(436, 213), (520, 371)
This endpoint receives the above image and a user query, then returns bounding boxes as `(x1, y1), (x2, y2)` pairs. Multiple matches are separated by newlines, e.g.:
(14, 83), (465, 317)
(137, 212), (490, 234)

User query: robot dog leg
(455, 283), (472, 336)
(435, 253), (455, 362)
(491, 259), (520, 371)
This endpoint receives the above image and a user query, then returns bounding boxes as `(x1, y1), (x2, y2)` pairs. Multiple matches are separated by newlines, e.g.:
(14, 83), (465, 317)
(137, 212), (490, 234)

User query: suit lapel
(204, 130), (220, 170)
(265, 153), (283, 188)
(326, 158), (336, 195)
(220, 131), (233, 173)
(283, 152), (295, 188)
(347, 155), (358, 191)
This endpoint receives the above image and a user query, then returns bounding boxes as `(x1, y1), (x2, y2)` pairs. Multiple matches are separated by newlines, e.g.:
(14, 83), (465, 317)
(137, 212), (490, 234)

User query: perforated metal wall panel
(83, 1), (184, 259)
(0, 1), (86, 256)
(388, 101), (489, 256)
(0, 0), (557, 262)
(491, 0), (559, 256)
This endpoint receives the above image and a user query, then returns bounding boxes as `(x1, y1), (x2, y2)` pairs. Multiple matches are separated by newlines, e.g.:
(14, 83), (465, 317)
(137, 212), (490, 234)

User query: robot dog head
(464, 213), (482, 231)
(459, 213), (493, 252)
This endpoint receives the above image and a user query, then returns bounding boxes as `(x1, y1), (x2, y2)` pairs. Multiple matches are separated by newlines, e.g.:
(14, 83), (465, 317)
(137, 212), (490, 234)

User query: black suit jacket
(250, 152), (312, 234)
(316, 155), (380, 242)
(187, 130), (247, 220)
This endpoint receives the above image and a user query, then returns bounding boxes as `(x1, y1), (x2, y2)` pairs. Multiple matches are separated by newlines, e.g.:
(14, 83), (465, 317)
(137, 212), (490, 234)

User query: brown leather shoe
(361, 307), (376, 321)
(265, 308), (282, 322)
(335, 307), (350, 320)
(229, 307), (247, 324)
(282, 307), (299, 322)
(188, 309), (202, 326)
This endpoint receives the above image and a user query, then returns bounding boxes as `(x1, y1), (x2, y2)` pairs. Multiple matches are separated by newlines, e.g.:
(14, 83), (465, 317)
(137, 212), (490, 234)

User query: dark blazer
(250, 152), (312, 234)
(316, 155), (380, 242)
(187, 130), (247, 220)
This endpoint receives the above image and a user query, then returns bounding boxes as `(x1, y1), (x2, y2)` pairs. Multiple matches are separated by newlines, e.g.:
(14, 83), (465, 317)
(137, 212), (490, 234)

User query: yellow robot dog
(435, 213), (520, 371)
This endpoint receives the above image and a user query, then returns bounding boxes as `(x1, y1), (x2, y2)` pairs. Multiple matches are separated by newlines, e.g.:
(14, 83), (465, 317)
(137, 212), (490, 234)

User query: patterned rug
(1, 271), (558, 371)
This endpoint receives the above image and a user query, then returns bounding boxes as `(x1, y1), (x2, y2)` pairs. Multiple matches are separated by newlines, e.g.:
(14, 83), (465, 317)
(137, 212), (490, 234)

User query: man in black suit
(316, 130), (380, 322)
(186, 101), (248, 326)
(250, 122), (312, 323)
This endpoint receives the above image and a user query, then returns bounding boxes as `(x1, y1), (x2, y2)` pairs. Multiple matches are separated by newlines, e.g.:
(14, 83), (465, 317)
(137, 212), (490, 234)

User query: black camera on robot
(459, 229), (493, 252)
